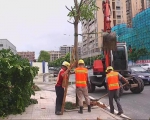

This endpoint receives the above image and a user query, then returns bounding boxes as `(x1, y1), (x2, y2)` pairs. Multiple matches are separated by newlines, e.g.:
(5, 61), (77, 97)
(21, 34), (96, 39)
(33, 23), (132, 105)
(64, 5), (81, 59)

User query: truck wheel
(138, 78), (144, 92)
(88, 82), (95, 93)
(119, 82), (123, 97)
(130, 77), (144, 93)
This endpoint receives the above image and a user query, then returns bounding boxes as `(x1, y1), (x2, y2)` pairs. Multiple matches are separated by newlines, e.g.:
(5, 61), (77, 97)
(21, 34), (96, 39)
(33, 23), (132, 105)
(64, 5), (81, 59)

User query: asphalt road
(89, 85), (150, 119)
(70, 70), (150, 119)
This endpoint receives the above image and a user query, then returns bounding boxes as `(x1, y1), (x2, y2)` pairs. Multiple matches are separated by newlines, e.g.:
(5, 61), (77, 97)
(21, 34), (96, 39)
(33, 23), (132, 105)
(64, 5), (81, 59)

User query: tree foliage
(67, 0), (99, 21)
(49, 53), (70, 67)
(49, 54), (103, 67)
(38, 50), (50, 62)
(0, 49), (39, 117)
(66, 0), (99, 65)
(128, 48), (150, 63)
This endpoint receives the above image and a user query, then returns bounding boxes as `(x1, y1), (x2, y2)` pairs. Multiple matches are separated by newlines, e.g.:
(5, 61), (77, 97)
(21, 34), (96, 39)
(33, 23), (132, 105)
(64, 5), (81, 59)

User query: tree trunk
(74, 23), (79, 65)
(61, 74), (70, 115)
(74, 23), (79, 106)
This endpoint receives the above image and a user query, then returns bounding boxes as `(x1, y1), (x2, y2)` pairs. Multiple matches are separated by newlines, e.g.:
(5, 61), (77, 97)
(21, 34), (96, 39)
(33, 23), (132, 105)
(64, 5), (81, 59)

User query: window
(112, 46), (127, 70)
(116, 6), (120, 10)
(117, 15), (121, 19)
(0, 44), (3, 47)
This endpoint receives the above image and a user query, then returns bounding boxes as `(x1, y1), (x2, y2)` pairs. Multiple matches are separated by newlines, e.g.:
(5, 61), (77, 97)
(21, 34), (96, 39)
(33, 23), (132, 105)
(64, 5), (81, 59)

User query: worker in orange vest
(55, 61), (70, 115)
(75, 59), (91, 114)
(105, 66), (129, 115)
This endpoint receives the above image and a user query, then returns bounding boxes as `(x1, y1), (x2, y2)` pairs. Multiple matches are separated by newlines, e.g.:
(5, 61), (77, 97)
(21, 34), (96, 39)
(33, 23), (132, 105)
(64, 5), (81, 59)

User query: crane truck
(88, 0), (144, 96)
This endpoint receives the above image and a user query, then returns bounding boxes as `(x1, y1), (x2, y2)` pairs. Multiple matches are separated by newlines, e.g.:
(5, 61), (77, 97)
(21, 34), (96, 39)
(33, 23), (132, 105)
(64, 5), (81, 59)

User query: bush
(0, 49), (39, 117)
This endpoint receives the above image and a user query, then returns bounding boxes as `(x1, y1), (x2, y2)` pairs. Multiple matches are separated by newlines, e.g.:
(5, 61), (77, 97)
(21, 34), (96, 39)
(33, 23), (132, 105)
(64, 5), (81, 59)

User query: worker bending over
(105, 66), (129, 115)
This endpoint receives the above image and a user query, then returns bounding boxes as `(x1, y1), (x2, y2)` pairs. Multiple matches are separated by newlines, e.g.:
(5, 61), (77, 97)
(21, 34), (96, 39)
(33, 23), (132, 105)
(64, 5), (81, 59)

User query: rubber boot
(88, 105), (91, 112)
(78, 106), (83, 114)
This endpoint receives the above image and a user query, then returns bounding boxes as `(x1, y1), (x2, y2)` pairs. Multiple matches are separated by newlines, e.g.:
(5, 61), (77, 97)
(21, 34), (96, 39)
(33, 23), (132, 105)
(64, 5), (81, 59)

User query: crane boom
(102, 0), (111, 68)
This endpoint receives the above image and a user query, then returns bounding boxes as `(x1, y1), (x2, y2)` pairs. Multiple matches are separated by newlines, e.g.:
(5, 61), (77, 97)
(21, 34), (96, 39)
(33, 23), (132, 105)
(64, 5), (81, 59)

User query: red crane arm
(102, 0), (111, 33)
(102, 0), (111, 68)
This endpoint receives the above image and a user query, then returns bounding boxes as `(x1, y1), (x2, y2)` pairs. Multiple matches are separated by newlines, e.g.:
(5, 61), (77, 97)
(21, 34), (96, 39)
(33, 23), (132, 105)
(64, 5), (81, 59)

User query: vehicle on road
(138, 63), (150, 70)
(49, 67), (60, 77)
(87, 0), (144, 96)
(88, 43), (144, 96)
(85, 65), (92, 69)
(128, 66), (150, 85)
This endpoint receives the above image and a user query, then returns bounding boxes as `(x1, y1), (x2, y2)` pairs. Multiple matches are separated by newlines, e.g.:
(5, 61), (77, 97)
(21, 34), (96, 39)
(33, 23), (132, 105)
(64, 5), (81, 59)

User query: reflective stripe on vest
(75, 70), (87, 73)
(108, 83), (119, 87)
(107, 71), (119, 90)
(76, 81), (86, 84)
(75, 67), (88, 87)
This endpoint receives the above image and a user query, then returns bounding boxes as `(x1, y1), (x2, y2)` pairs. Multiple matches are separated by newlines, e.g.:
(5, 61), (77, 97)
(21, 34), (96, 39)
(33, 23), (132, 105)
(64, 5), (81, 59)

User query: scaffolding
(112, 8), (150, 60)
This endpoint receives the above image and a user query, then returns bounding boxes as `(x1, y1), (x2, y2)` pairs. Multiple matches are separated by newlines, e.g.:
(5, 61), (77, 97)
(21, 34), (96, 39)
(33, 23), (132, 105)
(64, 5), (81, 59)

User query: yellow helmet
(106, 66), (113, 72)
(62, 61), (70, 68)
(78, 59), (84, 64)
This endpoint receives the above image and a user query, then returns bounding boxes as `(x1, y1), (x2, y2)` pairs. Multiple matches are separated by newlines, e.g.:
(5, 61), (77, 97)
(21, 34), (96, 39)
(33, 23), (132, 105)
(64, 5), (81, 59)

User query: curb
(64, 106), (99, 112)
(89, 96), (132, 120)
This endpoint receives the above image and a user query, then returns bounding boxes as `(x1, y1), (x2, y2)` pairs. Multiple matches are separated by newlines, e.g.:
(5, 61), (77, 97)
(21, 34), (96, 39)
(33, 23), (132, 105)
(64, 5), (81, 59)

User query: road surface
(69, 69), (150, 119)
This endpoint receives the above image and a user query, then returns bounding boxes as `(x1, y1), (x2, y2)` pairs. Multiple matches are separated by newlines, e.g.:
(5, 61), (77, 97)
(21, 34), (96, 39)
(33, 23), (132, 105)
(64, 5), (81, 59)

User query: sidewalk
(2, 75), (124, 120)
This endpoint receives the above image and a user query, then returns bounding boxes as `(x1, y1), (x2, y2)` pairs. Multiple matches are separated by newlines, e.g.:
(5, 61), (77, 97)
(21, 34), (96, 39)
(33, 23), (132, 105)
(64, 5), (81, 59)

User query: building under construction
(112, 8), (150, 63)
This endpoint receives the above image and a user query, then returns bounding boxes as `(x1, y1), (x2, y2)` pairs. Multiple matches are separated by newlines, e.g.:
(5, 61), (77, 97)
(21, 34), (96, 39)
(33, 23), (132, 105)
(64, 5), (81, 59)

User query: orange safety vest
(75, 67), (88, 87)
(106, 71), (119, 90)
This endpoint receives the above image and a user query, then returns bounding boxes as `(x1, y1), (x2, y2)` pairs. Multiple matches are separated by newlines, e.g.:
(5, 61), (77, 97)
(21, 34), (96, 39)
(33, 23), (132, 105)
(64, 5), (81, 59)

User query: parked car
(140, 63), (150, 70)
(85, 65), (92, 69)
(49, 67), (60, 77)
(128, 66), (150, 84)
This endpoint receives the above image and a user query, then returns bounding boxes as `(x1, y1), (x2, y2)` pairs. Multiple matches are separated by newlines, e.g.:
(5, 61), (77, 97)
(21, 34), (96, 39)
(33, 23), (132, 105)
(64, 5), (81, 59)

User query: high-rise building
(126, 0), (149, 27)
(59, 45), (81, 59)
(81, 0), (126, 58)
(146, 0), (150, 8)
(49, 51), (61, 62)
(0, 39), (17, 54)
(17, 52), (35, 62)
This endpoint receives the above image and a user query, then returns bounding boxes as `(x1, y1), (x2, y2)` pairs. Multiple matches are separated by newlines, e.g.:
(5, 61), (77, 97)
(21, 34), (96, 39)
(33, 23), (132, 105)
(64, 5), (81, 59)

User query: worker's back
(75, 67), (88, 87)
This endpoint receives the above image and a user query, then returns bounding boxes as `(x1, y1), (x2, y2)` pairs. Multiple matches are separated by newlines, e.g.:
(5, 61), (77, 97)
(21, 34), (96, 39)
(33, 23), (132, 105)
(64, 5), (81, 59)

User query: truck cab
(88, 42), (129, 92)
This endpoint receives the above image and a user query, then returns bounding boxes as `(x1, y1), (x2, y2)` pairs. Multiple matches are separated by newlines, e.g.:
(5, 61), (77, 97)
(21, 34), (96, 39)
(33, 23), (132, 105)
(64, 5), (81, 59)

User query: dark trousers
(108, 89), (123, 113)
(55, 86), (64, 113)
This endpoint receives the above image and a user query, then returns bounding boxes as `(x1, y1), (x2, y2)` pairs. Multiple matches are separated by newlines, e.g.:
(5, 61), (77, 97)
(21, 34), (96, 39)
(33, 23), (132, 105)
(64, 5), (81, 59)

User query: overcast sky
(0, 0), (82, 58)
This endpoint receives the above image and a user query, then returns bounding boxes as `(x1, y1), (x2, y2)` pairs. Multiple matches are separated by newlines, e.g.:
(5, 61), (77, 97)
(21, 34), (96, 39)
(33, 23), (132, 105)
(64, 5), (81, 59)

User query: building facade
(81, 0), (126, 59)
(17, 52), (35, 62)
(126, 0), (150, 27)
(59, 45), (81, 59)
(112, 8), (150, 63)
(0, 39), (17, 54)
(146, 0), (150, 8)
(49, 51), (61, 62)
